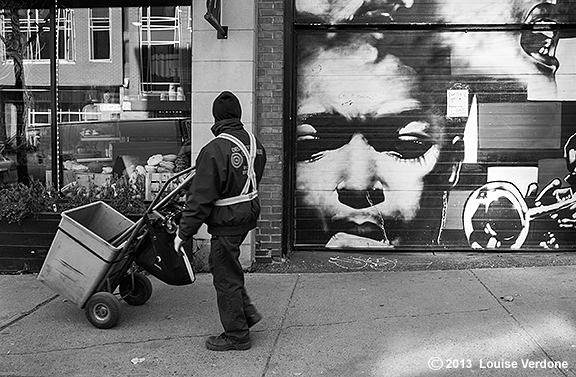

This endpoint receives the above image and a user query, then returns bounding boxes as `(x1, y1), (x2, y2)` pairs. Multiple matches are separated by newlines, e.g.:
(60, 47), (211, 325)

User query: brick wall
(256, 0), (285, 261)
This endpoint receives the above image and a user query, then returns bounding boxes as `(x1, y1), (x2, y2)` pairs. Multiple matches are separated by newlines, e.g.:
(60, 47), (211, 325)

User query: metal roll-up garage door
(290, 0), (576, 252)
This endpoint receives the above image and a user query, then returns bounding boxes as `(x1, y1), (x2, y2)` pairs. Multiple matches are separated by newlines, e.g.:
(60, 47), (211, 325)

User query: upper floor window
(0, 8), (75, 62)
(139, 6), (181, 93)
(89, 8), (110, 61)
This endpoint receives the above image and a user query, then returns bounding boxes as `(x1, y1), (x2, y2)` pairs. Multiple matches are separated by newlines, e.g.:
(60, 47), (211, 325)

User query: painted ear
(448, 136), (464, 187)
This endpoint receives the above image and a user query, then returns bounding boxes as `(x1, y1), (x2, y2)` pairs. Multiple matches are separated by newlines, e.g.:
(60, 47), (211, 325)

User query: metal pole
(50, 1), (59, 189)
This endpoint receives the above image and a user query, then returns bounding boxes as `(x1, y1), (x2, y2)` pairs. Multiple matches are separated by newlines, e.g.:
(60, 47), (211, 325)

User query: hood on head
(212, 91), (242, 122)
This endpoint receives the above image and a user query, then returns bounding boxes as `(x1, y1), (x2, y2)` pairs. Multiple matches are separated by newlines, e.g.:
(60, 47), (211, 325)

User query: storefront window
(0, 5), (191, 190)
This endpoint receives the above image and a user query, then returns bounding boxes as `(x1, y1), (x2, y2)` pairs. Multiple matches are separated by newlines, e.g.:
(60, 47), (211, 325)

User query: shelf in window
(129, 98), (190, 111)
(75, 157), (113, 163)
(80, 137), (121, 142)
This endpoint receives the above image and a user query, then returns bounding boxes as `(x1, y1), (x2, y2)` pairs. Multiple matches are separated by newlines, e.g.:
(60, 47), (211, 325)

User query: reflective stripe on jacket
(214, 132), (258, 207)
(178, 120), (266, 239)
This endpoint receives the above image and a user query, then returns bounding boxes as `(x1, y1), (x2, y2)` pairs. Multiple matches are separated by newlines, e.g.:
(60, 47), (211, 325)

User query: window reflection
(90, 8), (111, 61)
(0, 5), (191, 187)
(140, 6), (183, 95)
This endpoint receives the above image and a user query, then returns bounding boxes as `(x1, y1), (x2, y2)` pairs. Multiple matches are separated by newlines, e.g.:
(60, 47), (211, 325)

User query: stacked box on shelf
(145, 172), (177, 201)
(75, 172), (112, 188)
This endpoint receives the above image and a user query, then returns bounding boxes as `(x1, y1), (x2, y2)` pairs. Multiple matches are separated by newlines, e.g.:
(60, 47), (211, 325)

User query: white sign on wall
(447, 89), (469, 117)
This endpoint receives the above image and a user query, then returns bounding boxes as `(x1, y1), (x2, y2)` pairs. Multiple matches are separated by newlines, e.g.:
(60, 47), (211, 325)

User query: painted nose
(336, 134), (385, 209)
(337, 187), (385, 209)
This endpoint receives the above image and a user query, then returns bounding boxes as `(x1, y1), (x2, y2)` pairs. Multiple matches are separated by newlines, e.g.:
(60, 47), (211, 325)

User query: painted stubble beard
(296, 117), (443, 244)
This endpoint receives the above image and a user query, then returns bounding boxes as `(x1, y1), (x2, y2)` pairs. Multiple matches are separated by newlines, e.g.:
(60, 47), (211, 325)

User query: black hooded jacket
(178, 92), (266, 239)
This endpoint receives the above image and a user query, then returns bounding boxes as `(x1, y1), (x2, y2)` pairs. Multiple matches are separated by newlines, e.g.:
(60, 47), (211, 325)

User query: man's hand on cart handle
(174, 233), (184, 254)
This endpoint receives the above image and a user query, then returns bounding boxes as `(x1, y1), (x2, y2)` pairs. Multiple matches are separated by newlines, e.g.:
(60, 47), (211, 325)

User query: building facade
(1, 0), (576, 264)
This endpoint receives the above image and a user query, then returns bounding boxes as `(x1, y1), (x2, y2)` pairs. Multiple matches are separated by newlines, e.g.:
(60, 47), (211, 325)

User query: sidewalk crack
(0, 294), (59, 332)
(469, 269), (570, 377)
(277, 307), (495, 330)
(260, 273), (300, 377)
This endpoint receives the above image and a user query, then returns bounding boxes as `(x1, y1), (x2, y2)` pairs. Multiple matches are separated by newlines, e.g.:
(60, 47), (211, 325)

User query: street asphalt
(2, 253), (576, 376)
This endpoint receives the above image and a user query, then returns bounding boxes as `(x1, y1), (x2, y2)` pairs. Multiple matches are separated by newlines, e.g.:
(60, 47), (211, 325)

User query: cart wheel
(85, 292), (121, 329)
(120, 273), (153, 306)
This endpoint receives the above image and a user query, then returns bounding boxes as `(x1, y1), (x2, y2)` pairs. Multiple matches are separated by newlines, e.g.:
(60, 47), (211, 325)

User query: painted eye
(394, 135), (433, 160)
(296, 135), (347, 161)
(297, 135), (317, 141)
(297, 124), (349, 161)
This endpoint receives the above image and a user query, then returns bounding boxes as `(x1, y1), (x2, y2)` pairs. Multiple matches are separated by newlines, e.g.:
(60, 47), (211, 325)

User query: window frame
(139, 5), (181, 94)
(0, 8), (75, 63)
(89, 7), (110, 61)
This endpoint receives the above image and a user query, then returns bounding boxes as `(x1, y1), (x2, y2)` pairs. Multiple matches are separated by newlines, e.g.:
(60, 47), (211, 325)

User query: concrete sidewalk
(1, 266), (576, 376)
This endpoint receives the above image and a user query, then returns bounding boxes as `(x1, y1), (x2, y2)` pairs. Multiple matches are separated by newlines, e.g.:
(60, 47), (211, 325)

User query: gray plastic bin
(37, 201), (135, 307)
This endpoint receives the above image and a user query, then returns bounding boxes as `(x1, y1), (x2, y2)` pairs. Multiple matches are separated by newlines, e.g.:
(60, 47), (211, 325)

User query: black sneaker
(247, 312), (263, 328)
(205, 333), (251, 351)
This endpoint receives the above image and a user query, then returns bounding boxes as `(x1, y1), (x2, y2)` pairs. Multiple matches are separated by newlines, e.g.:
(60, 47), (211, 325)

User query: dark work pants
(208, 233), (256, 341)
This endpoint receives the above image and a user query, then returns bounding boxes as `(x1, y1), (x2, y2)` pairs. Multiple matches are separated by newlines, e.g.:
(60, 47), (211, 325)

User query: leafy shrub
(0, 179), (58, 223)
(0, 175), (147, 223)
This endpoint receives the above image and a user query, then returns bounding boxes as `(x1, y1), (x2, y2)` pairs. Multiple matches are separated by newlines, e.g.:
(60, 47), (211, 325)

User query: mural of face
(293, 1), (576, 249)
(295, 41), (464, 248)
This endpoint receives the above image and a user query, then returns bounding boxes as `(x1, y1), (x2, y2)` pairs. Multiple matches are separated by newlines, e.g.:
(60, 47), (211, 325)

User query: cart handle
(146, 166), (196, 214)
